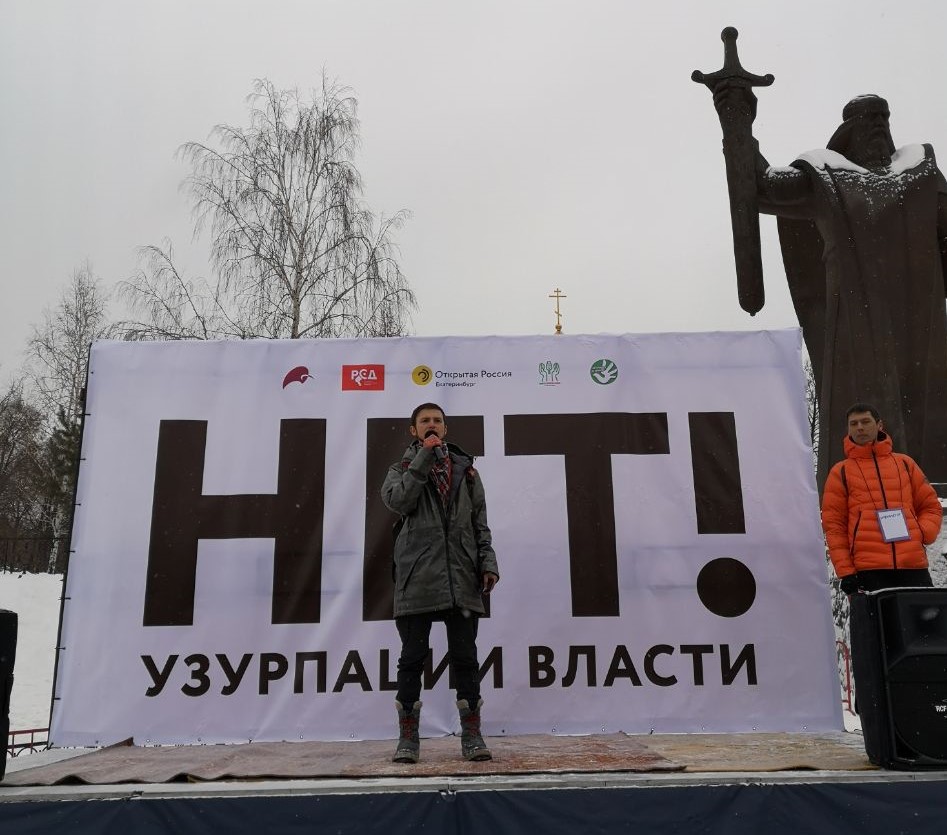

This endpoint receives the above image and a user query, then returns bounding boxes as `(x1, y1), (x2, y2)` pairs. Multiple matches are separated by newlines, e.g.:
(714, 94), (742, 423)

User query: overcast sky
(1, 0), (945, 381)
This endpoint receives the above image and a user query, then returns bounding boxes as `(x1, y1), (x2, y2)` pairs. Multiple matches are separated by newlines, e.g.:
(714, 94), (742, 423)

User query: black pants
(855, 568), (933, 592)
(395, 609), (480, 706)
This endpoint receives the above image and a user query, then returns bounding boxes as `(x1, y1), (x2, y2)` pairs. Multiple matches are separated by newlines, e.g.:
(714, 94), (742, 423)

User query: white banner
(51, 330), (842, 746)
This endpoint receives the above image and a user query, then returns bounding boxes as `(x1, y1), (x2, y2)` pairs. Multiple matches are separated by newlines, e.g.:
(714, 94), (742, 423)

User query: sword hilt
(692, 27), (774, 91)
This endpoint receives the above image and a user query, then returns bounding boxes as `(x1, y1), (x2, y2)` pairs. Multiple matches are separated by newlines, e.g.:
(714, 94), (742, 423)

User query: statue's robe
(759, 145), (947, 488)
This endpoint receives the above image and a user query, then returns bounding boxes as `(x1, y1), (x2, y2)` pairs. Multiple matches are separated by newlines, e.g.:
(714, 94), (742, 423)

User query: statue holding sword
(694, 28), (947, 489)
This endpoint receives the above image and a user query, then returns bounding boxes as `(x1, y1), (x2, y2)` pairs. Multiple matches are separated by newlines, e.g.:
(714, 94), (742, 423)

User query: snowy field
(0, 570), (62, 730)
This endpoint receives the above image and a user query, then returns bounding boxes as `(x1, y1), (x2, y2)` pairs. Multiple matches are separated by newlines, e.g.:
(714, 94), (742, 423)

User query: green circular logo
(589, 359), (618, 385)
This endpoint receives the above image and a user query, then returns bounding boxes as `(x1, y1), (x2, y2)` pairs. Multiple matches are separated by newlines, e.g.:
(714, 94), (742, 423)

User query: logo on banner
(412, 365), (433, 386)
(589, 359), (618, 385)
(538, 361), (560, 386)
(342, 365), (385, 390)
(281, 366), (312, 389)
(409, 367), (514, 389)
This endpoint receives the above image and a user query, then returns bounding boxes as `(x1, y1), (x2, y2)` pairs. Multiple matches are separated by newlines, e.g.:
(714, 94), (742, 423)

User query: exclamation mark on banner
(689, 411), (746, 534)
(688, 412), (756, 618)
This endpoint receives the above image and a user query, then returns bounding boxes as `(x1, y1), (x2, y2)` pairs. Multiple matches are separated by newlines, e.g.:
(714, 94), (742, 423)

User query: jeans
(395, 608), (481, 706)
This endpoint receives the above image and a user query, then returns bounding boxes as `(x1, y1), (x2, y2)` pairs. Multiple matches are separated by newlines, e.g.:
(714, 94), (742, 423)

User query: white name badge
(877, 508), (910, 543)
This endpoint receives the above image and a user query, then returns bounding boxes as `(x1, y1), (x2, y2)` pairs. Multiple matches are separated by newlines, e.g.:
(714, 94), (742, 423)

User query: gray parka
(381, 441), (498, 618)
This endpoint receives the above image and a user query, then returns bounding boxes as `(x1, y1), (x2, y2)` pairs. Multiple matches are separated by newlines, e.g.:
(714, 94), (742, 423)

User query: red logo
(342, 364), (385, 391)
(282, 366), (312, 389)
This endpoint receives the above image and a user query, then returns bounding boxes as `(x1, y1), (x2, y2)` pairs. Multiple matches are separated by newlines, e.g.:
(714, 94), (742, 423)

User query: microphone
(426, 429), (447, 460)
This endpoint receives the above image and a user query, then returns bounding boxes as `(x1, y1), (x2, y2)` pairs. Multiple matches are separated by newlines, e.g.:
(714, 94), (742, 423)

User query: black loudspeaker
(0, 609), (17, 781)
(850, 588), (947, 769)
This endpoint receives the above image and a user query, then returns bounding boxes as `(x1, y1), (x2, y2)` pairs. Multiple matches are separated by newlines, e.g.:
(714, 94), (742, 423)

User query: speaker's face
(410, 409), (447, 442)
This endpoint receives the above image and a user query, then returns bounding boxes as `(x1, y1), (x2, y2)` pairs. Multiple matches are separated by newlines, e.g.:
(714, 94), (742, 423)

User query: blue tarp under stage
(2, 778), (947, 835)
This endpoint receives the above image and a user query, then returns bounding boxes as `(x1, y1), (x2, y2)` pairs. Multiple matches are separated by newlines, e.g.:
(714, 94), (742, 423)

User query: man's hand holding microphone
(423, 428), (447, 459)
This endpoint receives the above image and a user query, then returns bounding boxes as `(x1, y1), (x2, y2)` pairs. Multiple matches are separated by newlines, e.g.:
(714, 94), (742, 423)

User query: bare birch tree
(26, 262), (114, 425)
(119, 241), (247, 341)
(23, 263), (114, 548)
(121, 77), (414, 340)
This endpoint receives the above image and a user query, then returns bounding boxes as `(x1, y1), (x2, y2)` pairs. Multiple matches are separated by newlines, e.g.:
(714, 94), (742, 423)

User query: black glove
(839, 574), (862, 596)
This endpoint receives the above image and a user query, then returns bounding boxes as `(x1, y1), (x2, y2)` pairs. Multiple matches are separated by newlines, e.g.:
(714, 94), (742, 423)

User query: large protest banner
(50, 330), (842, 746)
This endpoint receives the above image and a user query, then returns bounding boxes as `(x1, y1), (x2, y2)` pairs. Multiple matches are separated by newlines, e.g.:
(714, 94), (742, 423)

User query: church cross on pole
(549, 288), (567, 335)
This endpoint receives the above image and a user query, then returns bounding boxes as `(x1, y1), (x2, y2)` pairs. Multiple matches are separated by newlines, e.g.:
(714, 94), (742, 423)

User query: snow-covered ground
(0, 570), (62, 730)
(930, 499), (947, 587)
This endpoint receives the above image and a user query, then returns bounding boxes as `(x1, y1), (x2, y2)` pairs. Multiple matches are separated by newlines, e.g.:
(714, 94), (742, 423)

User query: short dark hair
(411, 402), (446, 427)
(846, 402), (881, 422)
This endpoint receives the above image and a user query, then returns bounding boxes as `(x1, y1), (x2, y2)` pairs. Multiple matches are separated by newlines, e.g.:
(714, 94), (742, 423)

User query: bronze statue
(695, 29), (947, 489)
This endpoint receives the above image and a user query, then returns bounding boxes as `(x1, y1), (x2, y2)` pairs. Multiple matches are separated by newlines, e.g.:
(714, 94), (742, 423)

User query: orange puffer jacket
(821, 433), (942, 578)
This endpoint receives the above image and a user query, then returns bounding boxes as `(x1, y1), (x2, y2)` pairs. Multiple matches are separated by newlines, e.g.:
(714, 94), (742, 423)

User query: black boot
(457, 698), (492, 761)
(393, 700), (421, 763)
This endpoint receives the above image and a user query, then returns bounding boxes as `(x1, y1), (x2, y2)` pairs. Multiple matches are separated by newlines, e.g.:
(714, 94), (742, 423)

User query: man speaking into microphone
(381, 402), (500, 763)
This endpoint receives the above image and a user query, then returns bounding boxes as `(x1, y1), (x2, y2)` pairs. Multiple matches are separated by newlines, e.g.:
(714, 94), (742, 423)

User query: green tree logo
(538, 361), (560, 385)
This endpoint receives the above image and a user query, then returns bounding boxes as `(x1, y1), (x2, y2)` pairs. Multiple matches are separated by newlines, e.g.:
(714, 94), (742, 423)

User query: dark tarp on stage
(2, 780), (947, 835)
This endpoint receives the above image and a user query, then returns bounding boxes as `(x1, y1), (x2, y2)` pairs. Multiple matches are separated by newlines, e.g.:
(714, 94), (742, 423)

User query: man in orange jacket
(822, 403), (943, 594)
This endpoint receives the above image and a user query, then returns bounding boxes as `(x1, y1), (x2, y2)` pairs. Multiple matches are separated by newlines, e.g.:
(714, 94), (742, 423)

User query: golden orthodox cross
(549, 288), (567, 335)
